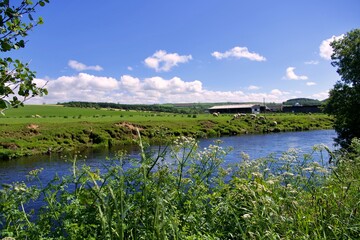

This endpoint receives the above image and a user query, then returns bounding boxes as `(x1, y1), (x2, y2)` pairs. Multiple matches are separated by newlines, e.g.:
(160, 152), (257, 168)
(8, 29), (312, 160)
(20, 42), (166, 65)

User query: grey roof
(208, 104), (259, 110)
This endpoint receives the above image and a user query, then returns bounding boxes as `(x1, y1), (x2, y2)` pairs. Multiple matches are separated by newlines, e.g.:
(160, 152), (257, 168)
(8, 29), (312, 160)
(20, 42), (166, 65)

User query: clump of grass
(1, 132), (359, 239)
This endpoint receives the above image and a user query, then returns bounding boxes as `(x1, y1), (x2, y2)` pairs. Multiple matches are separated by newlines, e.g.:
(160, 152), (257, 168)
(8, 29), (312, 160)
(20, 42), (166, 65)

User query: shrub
(0, 133), (359, 239)
(89, 131), (107, 144)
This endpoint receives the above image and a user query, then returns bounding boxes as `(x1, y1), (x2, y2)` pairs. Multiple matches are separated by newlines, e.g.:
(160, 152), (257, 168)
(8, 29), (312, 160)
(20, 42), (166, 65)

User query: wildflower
(266, 180), (275, 185)
(311, 162), (321, 167)
(252, 172), (262, 178)
(302, 167), (313, 172)
(240, 152), (250, 161)
(14, 184), (26, 192)
(282, 172), (294, 177)
(29, 168), (44, 176)
(242, 213), (252, 219)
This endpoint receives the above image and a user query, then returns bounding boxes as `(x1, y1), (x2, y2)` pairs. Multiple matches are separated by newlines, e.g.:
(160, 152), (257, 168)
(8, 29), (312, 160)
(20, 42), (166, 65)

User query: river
(0, 129), (337, 185)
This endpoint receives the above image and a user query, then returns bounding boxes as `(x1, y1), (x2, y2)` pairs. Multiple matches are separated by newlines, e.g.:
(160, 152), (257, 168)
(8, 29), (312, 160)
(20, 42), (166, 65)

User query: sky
(9, 0), (360, 104)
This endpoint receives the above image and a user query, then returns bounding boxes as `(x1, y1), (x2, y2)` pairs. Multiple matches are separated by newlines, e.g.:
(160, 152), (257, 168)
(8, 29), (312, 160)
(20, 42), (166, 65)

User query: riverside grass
(0, 132), (359, 239)
(0, 105), (333, 159)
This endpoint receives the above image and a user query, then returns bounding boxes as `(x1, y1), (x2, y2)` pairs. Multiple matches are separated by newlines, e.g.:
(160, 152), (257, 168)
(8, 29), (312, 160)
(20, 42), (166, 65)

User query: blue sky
(12, 0), (360, 104)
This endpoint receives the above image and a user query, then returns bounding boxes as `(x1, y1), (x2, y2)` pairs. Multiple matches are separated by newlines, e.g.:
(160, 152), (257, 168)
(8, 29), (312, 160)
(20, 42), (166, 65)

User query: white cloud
(270, 89), (289, 96)
(304, 60), (319, 65)
(32, 73), (119, 103)
(30, 74), (293, 104)
(68, 60), (103, 71)
(311, 91), (329, 100)
(144, 50), (192, 72)
(319, 34), (344, 60)
(284, 67), (308, 80)
(306, 82), (316, 86)
(127, 66), (133, 71)
(248, 85), (260, 90)
(211, 46), (266, 61)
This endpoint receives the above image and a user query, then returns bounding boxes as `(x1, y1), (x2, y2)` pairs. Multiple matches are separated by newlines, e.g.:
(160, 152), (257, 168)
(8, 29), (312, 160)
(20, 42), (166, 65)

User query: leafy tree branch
(0, 0), (49, 113)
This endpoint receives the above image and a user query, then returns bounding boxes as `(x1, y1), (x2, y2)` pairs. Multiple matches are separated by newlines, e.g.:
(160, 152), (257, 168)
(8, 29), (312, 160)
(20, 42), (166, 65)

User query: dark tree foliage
(0, 0), (49, 114)
(60, 101), (208, 114)
(324, 29), (360, 148)
(282, 98), (322, 106)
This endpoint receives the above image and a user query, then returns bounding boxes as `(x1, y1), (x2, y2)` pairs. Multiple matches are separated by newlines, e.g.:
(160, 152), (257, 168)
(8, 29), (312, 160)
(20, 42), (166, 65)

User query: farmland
(0, 105), (334, 159)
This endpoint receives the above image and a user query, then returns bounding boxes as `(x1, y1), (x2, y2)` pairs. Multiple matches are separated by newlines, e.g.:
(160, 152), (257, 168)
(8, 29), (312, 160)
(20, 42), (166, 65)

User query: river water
(0, 129), (337, 185)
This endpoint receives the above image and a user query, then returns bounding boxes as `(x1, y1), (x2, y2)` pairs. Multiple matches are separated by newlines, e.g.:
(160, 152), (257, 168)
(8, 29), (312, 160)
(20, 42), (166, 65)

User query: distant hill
(282, 98), (322, 106)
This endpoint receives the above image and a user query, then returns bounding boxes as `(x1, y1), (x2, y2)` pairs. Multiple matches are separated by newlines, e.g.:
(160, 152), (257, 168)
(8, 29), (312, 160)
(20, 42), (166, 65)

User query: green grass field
(0, 105), (334, 159)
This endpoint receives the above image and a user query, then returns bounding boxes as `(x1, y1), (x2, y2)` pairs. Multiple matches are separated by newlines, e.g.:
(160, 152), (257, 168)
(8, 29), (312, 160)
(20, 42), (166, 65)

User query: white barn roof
(209, 104), (259, 110)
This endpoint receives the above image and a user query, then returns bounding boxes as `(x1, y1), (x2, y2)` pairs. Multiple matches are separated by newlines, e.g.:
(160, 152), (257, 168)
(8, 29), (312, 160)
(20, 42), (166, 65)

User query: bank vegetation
(0, 105), (333, 159)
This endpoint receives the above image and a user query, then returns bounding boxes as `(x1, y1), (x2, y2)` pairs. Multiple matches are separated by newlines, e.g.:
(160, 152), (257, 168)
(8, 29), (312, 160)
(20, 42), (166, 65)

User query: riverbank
(0, 105), (334, 159)
(1, 134), (359, 239)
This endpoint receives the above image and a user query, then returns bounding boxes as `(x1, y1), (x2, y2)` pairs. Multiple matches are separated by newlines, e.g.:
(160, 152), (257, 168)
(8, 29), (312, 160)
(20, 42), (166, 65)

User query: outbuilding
(282, 105), (322, 113)
(208, 104), (266, 114)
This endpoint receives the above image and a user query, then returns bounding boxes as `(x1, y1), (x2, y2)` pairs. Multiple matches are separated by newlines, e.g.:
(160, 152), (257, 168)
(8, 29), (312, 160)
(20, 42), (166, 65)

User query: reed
(1, 133), (359, 239)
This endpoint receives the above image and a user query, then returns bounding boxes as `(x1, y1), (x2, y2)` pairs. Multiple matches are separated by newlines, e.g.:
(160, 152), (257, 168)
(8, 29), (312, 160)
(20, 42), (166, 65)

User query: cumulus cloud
(30, 73), (293, 104)
(248, 85), (260, 90)
(270, 89), (289, 96)
(32, 73), (119, 103)
(284, 67), (308, 80)
(319, 34), (344, 60)
(306, 82), (316, 86)
(144, 50), (192, 72)
(211, 46), (266, 61)
(68, 60), (103, 71)
(311, 91), (329, 100)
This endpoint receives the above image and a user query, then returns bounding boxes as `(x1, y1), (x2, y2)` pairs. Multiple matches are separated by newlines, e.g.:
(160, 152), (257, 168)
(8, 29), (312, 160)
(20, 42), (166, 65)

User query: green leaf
(17, 40), (25, 48)
(1, 40), (12, 51)
(38, 16), (44, 24)
(39, 1), (45, 7)
(0, 99), (10, 110)
(28, 13), (34, 21)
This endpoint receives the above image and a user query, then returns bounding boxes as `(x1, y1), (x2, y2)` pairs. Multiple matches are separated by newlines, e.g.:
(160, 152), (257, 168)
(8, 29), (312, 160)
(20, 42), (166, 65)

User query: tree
(324, 29), (360, 148)
(0, 0), (49, 114)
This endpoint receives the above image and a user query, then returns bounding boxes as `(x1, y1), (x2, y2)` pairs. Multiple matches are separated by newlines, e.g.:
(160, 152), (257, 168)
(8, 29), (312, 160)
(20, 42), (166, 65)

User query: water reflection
(0, 130), (336, 185)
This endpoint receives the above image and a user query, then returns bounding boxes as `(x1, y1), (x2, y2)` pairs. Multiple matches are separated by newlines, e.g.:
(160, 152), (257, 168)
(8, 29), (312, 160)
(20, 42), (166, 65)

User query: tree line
(1, 1), (359, 149)
(58, 101), (209, 114)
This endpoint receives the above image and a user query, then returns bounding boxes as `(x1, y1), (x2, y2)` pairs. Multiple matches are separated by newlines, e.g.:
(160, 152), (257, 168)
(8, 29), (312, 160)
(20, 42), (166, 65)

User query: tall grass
(1, 132), (359, 239)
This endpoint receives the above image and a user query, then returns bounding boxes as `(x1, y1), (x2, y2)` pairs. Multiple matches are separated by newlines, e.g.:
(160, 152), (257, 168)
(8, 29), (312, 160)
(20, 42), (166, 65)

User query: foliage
(59, 101), (211, 114)
(1, 133), (359, 239)
(324, 28), (360, 148)
(0, 105), (334, 159)
(282, 98), (322, 106)
(0, 0), (49, 114)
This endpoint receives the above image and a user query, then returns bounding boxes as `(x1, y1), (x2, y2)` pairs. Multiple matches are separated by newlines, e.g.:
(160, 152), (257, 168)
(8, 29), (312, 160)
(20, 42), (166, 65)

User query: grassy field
(3, 105), (359, 239)
(0, 105), (334, 159)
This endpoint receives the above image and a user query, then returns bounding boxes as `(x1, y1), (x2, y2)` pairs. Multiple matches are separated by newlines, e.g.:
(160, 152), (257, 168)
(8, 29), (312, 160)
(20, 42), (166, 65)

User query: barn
(282, 105), (322, 113)
(208, 104), (266, 114)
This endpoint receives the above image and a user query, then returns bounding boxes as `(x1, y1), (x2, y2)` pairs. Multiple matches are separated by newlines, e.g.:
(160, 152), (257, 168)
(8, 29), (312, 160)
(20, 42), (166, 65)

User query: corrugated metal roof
(208, 104), (259, 110)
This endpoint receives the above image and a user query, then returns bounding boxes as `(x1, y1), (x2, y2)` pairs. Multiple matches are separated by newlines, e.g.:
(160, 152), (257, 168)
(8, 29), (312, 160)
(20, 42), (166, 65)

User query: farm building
(208, 104), (267, 114)
(282, 105), (322, 113)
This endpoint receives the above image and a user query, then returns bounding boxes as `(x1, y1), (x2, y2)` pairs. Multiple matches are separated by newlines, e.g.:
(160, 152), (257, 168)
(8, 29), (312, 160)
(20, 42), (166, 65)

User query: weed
(1, 132), (359, 239)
